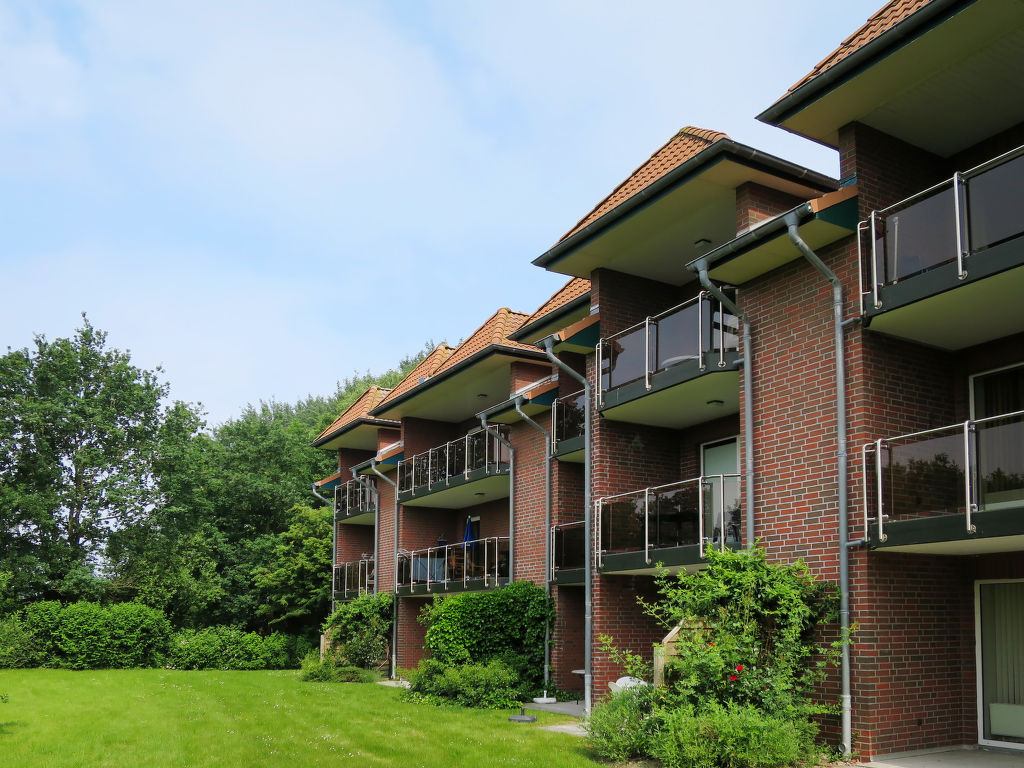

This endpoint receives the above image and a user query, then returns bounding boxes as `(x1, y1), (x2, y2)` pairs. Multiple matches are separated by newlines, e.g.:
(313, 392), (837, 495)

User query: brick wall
(552, 585), (585, 693)
(735, 182), (804, 234)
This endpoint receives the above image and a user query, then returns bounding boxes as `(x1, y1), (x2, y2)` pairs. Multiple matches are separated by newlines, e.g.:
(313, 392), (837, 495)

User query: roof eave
(757, 0), (973, 131)
(311, 417), (400, 449)
(533, 140), (837, 272)
(507, 293), (591, 342)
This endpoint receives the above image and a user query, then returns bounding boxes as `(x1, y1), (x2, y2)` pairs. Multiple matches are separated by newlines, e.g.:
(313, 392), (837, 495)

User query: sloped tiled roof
(558, 127), (729, 243)
(521, 278), (591, 329)
(783, 0), (933, 97)
(432, 308), (537, 375)
(315, 385), (393, 443)
(373, 343), (455, 411)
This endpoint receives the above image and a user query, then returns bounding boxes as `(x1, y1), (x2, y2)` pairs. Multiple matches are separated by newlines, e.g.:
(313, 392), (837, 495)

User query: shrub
(405, 658), (520, 709)
(418, 581), (552, 697)
(23, 601), (62, 662)
(324, 592), (392, 670)
(167, 626), (301, 670)
(104, 603), (172, 668)
(56, 601), (111, 669)
(299, 650), (376, 683)
(0, 615), (40, 668)
(653, 703), (818, 768)
(585, 684), (657, 763)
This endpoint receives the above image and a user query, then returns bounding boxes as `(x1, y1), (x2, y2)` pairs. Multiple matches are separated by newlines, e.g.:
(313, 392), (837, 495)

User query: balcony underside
(552, 567), (584, 586)
(869, 505), (1024, 554)
(865, 240), (1024, 350)
(554, 435), (584, 463)
(396, 577), (510, 596)
(600, 542), (740, 576)
(600, 357), (740, 429)
(398, 465), (510, 509)
(337, 511), (374, 526)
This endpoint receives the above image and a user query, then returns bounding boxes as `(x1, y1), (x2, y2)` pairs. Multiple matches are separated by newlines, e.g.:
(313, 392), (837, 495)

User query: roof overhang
(551, 313), (600, 354)
(314, 471), (344, 490)
(533, 141), (836, 284)
(477, 378), (559, 425)
(508, 294), (591, 344)
(691, 187), (859, 284)
(759, 0), (1024, 157)
(313, 417), (400, 451)
(370, 346), (549, 422)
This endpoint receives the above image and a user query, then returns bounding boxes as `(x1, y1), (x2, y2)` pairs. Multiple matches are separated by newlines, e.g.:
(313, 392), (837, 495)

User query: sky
(0, 0), (883, 426)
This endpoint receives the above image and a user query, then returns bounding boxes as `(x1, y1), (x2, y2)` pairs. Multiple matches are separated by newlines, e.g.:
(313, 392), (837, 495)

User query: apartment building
(315, 0), (1024, 759)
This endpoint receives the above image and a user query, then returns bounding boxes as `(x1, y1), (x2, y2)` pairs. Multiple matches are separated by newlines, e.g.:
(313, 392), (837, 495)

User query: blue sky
(0, 0), (881, 426)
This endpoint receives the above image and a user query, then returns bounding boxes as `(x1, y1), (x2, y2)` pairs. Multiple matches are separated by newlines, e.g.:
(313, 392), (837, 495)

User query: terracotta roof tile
(433, 308), (538, 375)
(315, 385), (394, 442)
(558, 126), (729, 242)
(373, 344), (455, 410)
(521, 277), (591, 328)
(784, 0), (933, 96)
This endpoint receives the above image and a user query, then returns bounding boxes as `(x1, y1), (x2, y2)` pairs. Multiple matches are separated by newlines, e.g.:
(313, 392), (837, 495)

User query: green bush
(168, 626), (301, 670)
(405, 658), (520, 709)
(0, 615), (40, 668)
(23, 601), (62, 662)
(654, 703), (818, 768)
(585, 685), (657, 763)
(105, 603), (172, 668)
(324, 592), (392, 670)
(419, 581), (552, 697)
(299, 650), (377, 683)
(57, 601), (111, 669)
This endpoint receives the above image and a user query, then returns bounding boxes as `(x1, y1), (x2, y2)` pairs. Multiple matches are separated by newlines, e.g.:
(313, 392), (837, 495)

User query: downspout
(478, 417), (515, 581)
(371, 459), (399, 680)
(690, 259), (755, 547)
(514, 397), (553, 692)
(351, 468), (379, 595)
(785, 211), (852, 757)
(312, 482), (336, 614)
(540, 335), (593, 716)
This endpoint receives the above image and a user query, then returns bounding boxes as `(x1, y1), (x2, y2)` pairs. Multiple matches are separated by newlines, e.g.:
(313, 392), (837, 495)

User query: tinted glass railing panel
(977, 413), (1024, 510)
(882, 432), (966, 522)
(333, 559), (374, 595)
(552, 522), (585, 571)
(335, 479), (376, 515)
(396, 537), (509, 588)
(968, 153), (1024, 252)
(396, 430), (509, 494)
(553, 390), (586, 444)
(601, 325), (648, 391)
(877, 187), (958, 284)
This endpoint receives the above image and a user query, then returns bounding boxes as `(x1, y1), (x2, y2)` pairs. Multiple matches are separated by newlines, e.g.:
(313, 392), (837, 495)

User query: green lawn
(0, 669), (603, 768)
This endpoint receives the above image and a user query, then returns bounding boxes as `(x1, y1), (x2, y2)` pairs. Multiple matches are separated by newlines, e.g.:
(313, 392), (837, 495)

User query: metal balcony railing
(396, 429), (510, 496)
(859, 144), (1024, 310)
(596, 292), (739, 402)
(549, 521), (586, 578)
(395, 537), (510, 590)
(551, 389), (586, 447)
(861, 409), (1024, 542)
(596, 475), (741, 565)
(333, 558), (375, 598)
(334, 478), (377, 517)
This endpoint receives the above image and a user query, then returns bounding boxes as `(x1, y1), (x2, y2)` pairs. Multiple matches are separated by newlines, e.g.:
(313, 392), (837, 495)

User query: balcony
(598, 293), (740, 429)
(598, 475), (741, 574)
(397, 429), (510, 509)
(334, 479), (377, 525)
(550, 521), (586, 585)
(333, 558), (374, 601)
(861, 145), (1024, 350)
(862, 410), (1024, 554)
(551, 389), (586, 462)
(395, 537), (510, 595)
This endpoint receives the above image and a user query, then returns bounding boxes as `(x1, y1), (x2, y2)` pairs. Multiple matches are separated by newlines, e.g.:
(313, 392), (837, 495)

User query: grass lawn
(0, 669), (604, 768)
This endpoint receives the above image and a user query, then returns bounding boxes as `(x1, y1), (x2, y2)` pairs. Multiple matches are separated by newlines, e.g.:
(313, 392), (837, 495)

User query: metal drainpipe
(350, 468), (379, 595)
(514, 397), (553, 691)
(540, 336), (592, 716)
(785, 211), (852, 757)
(371, 460), (399, 680)
(312, 482), (336, 614)
(690, 260), (755, 547)
(479, 418), (515, 581)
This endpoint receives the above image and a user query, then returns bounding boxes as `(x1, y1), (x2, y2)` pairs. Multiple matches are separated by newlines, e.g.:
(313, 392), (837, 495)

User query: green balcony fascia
(867, 504), (1024, 555)
(551, 567), (585, 585)
(395, 576), (510, 597)
(554, 434), (585, 463)
(599, 541), (741, 575)
(398, 463), (511, 508)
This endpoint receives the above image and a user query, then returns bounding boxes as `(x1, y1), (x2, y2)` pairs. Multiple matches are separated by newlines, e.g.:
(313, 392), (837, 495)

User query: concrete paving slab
(524, 700), (585, 718)
(866, 746), (1024, 768)
(540, 723), (587, 737)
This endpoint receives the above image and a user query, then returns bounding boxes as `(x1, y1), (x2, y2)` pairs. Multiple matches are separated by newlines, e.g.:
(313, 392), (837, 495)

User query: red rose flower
(736, 664), (744, 672)
(729, 674), (738, 681)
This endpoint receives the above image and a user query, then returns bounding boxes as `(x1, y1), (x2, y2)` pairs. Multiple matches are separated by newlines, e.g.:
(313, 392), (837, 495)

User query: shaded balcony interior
(598, 292), (741, 429)
(860, 144), (1024, 350)
(598, 475), (741, 575)
(396, 536), (510, 595)
(333, 558), (374, 601)
(397, 428), (510, 509)
(862, 409), (1024, 554)
(550, 521), (586, 585)
(334, 478), (377, 525)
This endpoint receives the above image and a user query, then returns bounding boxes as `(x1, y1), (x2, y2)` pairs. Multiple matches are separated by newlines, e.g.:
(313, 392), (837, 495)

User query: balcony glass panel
(335, 479), (376, 515)
(968, 153), (1024, 252)
(882, 431), (966, 522)
(877, 187), (957, 284)
(396, 537), (510, 589)
(553, 390), (586, 444)
(977, 412), (1024, 510)
(599, 294), (738, 394)
(552, 521), (585, 571)
(396, 430), (509, 495)
(333, 558), (374, 597)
